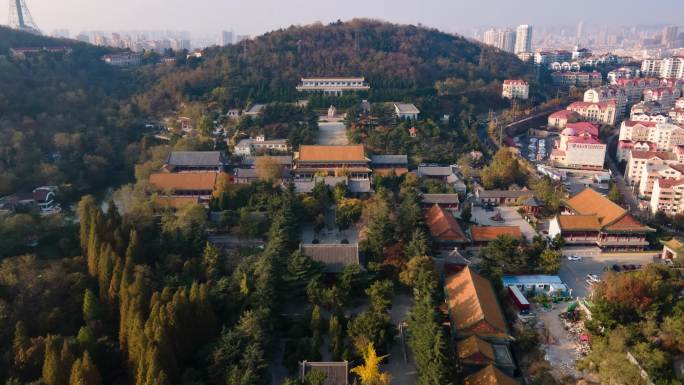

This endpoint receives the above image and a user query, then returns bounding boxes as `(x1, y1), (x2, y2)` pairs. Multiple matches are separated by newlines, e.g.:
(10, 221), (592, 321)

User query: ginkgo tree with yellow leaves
(351, 343), (391, 385)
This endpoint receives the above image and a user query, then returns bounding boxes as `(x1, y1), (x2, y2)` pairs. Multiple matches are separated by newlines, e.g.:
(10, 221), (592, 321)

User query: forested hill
(0, 28), (144, 196)
(137, 19), (533, 112)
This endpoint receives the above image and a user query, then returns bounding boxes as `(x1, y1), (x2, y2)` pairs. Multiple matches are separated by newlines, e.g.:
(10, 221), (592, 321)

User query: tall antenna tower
(8, 0), (41, 35)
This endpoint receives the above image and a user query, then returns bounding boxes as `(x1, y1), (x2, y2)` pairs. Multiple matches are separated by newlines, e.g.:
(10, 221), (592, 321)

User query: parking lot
(471, 206), (538, 240)
(558, 247), (660, 297)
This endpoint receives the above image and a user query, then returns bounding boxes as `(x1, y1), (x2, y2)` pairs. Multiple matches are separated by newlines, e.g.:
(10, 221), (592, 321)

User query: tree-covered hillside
(0, 27), (144, 196)
(136, 19), (533, 113)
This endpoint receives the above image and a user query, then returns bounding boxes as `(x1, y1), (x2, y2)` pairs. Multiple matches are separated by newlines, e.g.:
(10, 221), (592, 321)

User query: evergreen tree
(329, 315), (344, 361)
(202, 242), (222, 281)
(82, 289), (99, 323)
(310, 305), (323, 360)
(69, 352), (102, 385)
(42, 335), (63, 385)
(404, 229), (430, 259)
(77, 195), (97, 252)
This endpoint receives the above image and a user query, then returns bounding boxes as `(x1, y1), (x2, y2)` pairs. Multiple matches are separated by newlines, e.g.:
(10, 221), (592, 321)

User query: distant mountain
(137, 19), (533, 112)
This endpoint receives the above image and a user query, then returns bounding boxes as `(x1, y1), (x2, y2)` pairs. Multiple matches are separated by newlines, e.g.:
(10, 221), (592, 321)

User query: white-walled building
(624, 151), (679, 186)
(566, 101), (617, 126)
(637, 163), (684, 198)
(296, 77), (370, 95)
(641, 57), (684, 79)
(502, 79), (529, 100)
(618, 120), (684, 152)
(234, 135), (288, 156)
(550, 122), (605, 170)
(547, 110), (580, 130)
(650, 177), (684, 215)
(644, 87), (681, 110)
(584, 86), (628, 118)
(515, 25), (533, 54)
(393, 103), (420, 120)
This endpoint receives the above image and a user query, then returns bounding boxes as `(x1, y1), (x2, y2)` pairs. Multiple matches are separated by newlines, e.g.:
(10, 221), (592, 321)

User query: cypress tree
(329, 315), (344, 361)
(125, 229), (142, 265)
(69, 352), (102, 385)
(59, 341), (76, 385)
(202, 242), (221, 282)
(107, 257), (123, 307)
(310, 305), (322, 360)
(82, 289), (99, 323)
(96, 244), (115, 301)
(42, 335), (62, 385)
(86, 215), (100, 277)
(77, 196), (96, 252)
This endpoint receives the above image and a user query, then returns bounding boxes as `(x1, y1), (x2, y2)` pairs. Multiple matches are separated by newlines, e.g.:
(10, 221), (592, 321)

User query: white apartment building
(502, 79), (530, 100)
(618, 120), (684, 151)
(644, 87), (681, 110)
(638, 163), (684, 198)
(566, 101), (617, 126)
(102, 53), (142, 66)
(641, 57), (684, 79)
(515, 25), (532, 54)
(584, 86), (628, 118)
(616, 140), (656, 162)
(650, 177), (684, 215)
(498, 29), (516, 53)
(624, 151), (679, 186)
(607, 67), (640, 84)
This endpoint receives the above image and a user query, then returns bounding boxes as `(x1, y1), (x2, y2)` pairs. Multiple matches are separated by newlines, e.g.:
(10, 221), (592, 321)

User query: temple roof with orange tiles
(559, 188), (652, 233)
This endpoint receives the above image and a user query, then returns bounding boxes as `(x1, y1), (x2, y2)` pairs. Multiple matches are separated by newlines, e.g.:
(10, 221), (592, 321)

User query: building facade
(296, 77), (370, 95)
(501, 79), (529, 100)
(566, 101), (617, 126)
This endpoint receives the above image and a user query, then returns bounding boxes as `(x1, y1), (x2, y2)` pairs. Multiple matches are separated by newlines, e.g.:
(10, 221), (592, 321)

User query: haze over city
(2, 0), (684, 36)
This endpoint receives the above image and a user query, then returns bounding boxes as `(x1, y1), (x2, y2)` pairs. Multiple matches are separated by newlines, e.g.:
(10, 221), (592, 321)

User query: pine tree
(404, 229), (429, 259)
(77, 195), (97, 252)
(42, 335), (62, 385)
(125, 229), (142, 265)
(86, 213), (100, 277)
(59, 341), (76, 385)
(310, 305), (322, 360)
(82, 289), (99, 323)
(202, 242), (222, 281)
(329, 315), (344, 361)
(69, 352), (102, 385)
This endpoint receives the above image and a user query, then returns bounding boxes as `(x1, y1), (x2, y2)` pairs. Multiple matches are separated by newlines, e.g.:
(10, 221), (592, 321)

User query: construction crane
(8, 0), (41, 35)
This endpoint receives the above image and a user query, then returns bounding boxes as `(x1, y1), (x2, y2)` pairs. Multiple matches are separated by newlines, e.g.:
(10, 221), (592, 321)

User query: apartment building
(650, 177), (684, 215)
(501, 79), (529, 100)
(566, 101), (617, 126)
(637, 163), (684, 198)
(296, 77), (370, 95)
(551, 71), (602, 88)
(641, 57), (684, 79)
(644, 87), (682, 110)
(624, 151), (679, 186)
(584, 86), (628, 118)
(618, 120), (684, 151)
(547, 110), (580, 130)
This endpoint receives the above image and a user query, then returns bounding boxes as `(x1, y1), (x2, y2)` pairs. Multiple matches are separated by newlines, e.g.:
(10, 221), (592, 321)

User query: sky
(3, 0), (684, 36)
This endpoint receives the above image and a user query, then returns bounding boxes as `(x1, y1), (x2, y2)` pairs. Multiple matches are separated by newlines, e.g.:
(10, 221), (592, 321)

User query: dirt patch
(535, 303), (590, 380)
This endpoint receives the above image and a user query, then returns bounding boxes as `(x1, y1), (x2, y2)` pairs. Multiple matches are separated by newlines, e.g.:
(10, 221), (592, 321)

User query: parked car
(611, 264), (622, 272)
(567, 255), (582, 261)
(587, 274), (600, 282)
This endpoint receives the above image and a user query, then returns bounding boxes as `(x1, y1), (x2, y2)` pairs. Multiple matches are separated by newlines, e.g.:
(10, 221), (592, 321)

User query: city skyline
(2, 0), (684, 37)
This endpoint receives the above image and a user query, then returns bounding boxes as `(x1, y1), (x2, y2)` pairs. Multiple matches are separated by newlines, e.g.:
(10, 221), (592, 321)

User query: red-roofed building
(616, 140), (657, 162)
(566, 101), (617, 126)
(547, 110), (580, 130)
(625, 150), (679, 187)
(502, 79), (529, 100)
(650, 177), (684, 215)
(425, 204), (467, 248)
(550, 122), (606, 170)
(618, 120), (684, 152)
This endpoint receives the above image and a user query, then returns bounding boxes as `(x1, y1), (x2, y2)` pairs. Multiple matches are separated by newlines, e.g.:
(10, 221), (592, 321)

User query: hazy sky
(3, 0), (684, 36)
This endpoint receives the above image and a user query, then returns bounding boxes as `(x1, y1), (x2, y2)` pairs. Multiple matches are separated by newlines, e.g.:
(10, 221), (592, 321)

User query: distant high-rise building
(662, 26), (679, 47)
(220, 30), (234, 46)
(76, 33), (90, 43)
(515, 24), (533, 54)
(237, 35), (251, 43)
(576, 21), (584, 41)
(483, 29), (499, 46)
(500, 29), (516, 53)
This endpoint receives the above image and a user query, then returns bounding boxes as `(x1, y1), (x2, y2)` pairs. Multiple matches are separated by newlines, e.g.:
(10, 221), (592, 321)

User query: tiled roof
(476, 189), (533, 199)
(548, 110), (579, 119)
(299, 361), (348, 385)
(300, 244), (360, 273)
(557, 215), (601, 231)
(604, 214), (652, 233)
(242, 155), (293, 166)
(149, 172), (219, 191)
(622, 120), (657, 128)
(470, 226), (522, 242)
(373, 168), (409, 177)
(503, 79), (528, 86)
(457, 335), (495, 362)
(370, 155), (408, 165)
(445, 267), (508, 337)
(418, 165), (454, 177)
(463, 365), (518, 385)
(394, 103), (420, 114)
(658, 177), (684, 188)
(565, 122), (599, 137)
(297, 145), (367, 162)
(565, 188), (626, 225)
(421, 194), (460, 205)
(425, 204), (467, 242)
(629, 151), (676, 161)
(167, 151), (223, 167)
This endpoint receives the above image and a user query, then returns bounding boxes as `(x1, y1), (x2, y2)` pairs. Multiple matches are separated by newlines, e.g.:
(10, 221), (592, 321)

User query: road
(605, 134), (640, 213)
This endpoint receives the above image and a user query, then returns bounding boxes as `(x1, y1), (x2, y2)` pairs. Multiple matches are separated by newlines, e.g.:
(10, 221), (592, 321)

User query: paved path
(382, 293), (417, 385)
(471, 206), (538, 240)
(317, 122), (348, 145)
